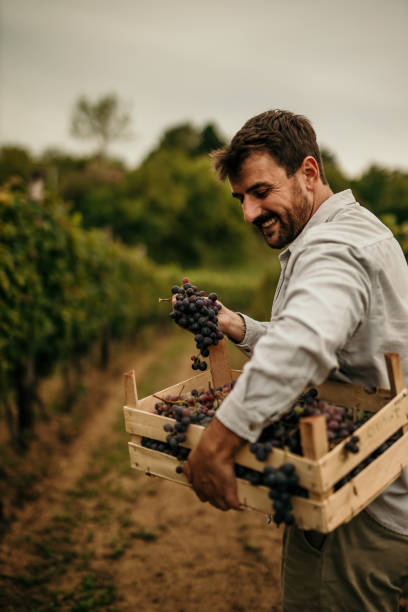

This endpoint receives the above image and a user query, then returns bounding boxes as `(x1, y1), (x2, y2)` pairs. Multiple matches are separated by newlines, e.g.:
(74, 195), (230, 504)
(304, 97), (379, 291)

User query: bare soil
(0, 330), (282, 611)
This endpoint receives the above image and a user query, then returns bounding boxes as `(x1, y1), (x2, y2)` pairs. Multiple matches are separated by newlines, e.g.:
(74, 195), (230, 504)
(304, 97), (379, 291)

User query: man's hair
(211, 109), (327, 184)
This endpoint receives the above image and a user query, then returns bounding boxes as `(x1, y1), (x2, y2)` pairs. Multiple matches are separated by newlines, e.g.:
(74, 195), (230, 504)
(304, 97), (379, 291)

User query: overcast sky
(1, 0), (407, 176)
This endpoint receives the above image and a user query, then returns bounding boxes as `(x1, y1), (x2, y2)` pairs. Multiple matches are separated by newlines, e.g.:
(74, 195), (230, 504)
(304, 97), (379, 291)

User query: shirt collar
(279, 189), (356, 262)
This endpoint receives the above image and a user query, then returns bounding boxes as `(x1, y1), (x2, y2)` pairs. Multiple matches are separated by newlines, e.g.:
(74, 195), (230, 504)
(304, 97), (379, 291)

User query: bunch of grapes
(248, 388), (365, 462)
(300, 390), (359, 444)
(141, 436), (190, 462)
(234, 462), (306, 526)
(263, 463), (300, 526)
(153, 383), (234, 454)
(168, 278), (224, 371)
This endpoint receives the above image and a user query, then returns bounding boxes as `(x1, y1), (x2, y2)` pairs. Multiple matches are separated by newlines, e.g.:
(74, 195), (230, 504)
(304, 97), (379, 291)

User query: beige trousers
(281, 510), (408, 612)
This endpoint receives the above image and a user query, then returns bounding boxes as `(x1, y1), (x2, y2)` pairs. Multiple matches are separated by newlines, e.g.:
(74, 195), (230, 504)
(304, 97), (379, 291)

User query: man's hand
(183, 417), (246, 511)
(216, 304), (246, 344)
(171, 294), (245, 344)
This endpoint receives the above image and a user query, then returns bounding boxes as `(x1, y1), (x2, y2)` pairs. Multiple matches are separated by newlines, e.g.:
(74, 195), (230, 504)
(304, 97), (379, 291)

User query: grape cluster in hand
(169, 278), (224, 370)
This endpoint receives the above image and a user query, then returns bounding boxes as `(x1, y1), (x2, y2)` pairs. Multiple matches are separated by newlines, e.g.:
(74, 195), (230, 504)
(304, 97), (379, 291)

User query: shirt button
(249, 423), (257, 431)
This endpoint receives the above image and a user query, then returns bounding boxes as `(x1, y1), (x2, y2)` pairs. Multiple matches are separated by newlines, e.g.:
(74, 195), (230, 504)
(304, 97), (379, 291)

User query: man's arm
(186, 240), (371, 508)
(216, 241), (372, 442)
(217, 303), (270, 357)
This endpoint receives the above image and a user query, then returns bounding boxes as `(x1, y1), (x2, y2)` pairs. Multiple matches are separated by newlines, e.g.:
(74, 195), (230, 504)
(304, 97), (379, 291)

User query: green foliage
(195, 122), (226, 155)
(60, 160), (126, 231)
(154, 121), (225, 157)
(158, 122), (201, 155)
(379, 214), (408, 256)
(351, 165), (408, 223)
(123, 149), (254, 267)
(184, 264), (280, 317)
(0, 187), (175, 413)
(61, 149), (258, 267)
(0, 145), (33, 183)
(321, 149), (349, 193)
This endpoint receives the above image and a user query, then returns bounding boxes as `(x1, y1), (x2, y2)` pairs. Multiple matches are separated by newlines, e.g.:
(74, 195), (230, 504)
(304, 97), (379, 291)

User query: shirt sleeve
(216, 241), (372, 442)
(228, 313), (269, 357)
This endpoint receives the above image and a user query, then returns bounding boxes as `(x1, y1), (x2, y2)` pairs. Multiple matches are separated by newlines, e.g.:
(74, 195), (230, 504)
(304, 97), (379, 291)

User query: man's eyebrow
(246, 181), (273, 193)
(232, 182), (273, 199)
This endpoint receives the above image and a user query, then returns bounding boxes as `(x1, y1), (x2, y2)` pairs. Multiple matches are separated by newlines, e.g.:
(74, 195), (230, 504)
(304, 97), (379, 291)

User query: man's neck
(312, 183), (334, 215)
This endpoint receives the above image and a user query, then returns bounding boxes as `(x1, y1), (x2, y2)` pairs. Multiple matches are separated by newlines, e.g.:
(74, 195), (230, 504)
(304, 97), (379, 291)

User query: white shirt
(216, 189), (408, 535)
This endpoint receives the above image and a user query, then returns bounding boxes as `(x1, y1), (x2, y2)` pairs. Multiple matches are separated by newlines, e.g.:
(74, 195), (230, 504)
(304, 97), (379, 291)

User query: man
(182, 110), (408, 611)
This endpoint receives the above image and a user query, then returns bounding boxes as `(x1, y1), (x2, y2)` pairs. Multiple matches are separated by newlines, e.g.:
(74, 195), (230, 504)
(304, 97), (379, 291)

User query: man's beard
(253, 178), (312, 249)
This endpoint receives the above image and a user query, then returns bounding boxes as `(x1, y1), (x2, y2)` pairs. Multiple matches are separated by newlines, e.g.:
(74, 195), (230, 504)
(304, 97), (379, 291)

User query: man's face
(229, 152), (314, 249)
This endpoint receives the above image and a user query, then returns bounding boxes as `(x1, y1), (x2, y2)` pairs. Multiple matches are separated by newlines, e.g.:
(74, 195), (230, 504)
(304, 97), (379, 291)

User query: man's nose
(242, 197), (263, 224)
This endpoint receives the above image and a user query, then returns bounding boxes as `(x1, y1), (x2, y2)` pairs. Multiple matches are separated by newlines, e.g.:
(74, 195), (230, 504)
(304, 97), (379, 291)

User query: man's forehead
(229, 152), (283, 190)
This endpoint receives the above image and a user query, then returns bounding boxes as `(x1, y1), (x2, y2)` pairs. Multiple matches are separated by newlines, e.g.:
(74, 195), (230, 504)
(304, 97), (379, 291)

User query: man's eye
(255, 190), (269, 199)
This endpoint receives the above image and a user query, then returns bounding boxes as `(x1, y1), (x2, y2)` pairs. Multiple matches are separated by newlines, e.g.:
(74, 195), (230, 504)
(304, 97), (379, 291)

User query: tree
(123, 149), (257, 267)
(158, 123), (201, 155)
(149, 121), (226, 160)
(320, 148), (349, 194)
(195, 122), (226, 155)
(70, 93), (131, 157)
(0, 145), (33, 184)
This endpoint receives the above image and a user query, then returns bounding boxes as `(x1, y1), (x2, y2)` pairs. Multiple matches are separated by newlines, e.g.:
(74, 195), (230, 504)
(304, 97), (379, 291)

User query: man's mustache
(252, 211), (279, 229)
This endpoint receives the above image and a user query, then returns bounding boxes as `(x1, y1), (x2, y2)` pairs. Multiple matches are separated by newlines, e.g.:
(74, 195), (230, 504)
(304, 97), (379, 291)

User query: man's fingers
(182, 462), (192, 483)
(188, 474), (240, 511)
(224, 488), (241, 510)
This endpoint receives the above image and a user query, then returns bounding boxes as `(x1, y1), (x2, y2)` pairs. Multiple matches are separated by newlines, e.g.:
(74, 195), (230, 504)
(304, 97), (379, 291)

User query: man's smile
(262, 216), (279, 230)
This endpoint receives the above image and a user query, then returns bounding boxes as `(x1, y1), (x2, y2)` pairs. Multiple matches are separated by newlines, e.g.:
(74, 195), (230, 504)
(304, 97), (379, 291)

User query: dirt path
(0, 330), (283, 611)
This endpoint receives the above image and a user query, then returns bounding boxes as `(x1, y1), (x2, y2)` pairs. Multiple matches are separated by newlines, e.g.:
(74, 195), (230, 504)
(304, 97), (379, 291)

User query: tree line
(1, 119), (408, 270)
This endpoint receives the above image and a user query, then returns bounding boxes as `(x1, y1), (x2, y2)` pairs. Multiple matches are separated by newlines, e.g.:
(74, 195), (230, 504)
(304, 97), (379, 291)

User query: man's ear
(300, 156), (320, 189)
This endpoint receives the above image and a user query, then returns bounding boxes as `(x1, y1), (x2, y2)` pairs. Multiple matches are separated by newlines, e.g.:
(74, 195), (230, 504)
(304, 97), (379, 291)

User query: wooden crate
(123, 340), (408, 533)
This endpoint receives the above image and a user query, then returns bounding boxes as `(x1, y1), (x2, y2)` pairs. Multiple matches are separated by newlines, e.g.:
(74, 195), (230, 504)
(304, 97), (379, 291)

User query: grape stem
(152, 393), (182, 405)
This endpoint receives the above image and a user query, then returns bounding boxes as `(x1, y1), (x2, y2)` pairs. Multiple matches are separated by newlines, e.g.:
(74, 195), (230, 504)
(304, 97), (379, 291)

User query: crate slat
(324, 427), (408, 532)
(209, 340), (233, 388)
(305, 380), (391, 413)
(319, 388), (408, 491)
